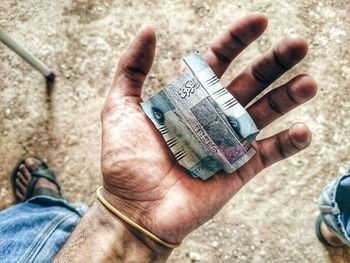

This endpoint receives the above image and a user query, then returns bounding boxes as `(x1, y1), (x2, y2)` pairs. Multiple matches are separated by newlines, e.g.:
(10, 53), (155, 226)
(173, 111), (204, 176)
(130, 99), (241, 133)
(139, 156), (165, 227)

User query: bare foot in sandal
(320, 220), (344, 247)
(13, 157), (62, 202)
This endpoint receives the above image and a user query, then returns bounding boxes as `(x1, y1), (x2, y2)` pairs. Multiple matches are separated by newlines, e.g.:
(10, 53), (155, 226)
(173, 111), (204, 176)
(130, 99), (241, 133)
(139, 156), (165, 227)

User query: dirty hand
(100, 13), (317, 249)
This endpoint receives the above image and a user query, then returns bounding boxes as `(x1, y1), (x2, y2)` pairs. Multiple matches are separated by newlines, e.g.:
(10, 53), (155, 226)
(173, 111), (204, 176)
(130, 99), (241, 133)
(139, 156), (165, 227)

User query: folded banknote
(141, 52), (259, 180)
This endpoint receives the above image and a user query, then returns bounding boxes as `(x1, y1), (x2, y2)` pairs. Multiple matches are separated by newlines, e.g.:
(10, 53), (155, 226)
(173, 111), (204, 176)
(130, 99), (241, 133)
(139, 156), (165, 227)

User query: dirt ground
(0, 0), (350, 262)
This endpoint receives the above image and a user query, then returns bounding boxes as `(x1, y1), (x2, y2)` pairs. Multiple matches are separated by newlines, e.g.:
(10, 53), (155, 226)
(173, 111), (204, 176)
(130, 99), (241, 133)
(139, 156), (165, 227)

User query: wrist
(94, 194), (172, 261)
(101, 184), (184, 245)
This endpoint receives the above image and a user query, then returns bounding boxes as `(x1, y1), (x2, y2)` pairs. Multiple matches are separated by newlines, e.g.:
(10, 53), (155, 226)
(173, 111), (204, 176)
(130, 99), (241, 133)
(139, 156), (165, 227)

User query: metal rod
(0, 26), (55, 81)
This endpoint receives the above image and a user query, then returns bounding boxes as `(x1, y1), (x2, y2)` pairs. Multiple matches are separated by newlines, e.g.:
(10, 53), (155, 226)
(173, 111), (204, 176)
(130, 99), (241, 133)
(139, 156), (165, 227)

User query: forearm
(53, 200), (171, 263)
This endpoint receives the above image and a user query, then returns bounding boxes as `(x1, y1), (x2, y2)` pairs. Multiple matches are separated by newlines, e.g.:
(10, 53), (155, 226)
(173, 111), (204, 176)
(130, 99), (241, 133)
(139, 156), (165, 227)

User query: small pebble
(211, 241), (218, 247)
(188, 251), (201, 262)
(290, 188), (297, 196)
(5, 108), (11, 117)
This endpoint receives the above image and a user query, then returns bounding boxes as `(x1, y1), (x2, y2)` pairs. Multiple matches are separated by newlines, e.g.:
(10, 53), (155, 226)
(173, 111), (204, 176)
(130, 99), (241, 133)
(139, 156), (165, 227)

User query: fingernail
(138, 24), (150, 33)
(26, 158), (34, 166)
(138, 24), (145, 32)
(290, 123), (312, 149)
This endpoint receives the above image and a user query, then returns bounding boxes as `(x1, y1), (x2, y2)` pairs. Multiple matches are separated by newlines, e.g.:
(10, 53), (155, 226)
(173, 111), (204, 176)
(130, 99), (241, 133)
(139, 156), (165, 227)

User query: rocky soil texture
(1, 0), (349, 262)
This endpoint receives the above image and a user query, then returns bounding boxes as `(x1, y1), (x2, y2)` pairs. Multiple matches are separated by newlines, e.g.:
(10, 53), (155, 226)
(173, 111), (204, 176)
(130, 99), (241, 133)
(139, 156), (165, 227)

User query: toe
(25, 157), (41, 171)
(19, 164), (32, 181)
(17, 171), (28, 185)
(16, 177), (27, 196)
(15, 190), (24, 201)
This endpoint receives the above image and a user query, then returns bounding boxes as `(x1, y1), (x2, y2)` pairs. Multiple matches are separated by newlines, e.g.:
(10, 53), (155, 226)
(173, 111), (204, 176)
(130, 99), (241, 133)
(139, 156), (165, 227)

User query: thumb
(110, 25), (156, 99)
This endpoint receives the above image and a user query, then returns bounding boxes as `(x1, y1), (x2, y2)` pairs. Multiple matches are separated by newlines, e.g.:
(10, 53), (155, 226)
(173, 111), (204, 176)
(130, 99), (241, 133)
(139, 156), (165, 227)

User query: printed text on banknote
(142, 52), (259, 180)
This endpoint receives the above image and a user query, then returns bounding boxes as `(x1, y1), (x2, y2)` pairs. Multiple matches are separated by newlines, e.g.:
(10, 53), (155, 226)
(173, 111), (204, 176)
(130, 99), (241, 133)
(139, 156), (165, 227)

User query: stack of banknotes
(141, 52), (259, 180)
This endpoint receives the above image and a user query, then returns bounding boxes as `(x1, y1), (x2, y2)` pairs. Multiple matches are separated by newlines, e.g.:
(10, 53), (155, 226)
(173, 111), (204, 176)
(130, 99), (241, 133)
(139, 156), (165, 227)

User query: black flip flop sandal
(11, 158), (65, 202)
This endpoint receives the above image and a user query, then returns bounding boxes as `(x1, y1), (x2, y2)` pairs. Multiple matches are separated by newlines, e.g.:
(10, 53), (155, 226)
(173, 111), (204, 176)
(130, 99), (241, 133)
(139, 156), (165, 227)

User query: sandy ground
(1, 0), (350, 262)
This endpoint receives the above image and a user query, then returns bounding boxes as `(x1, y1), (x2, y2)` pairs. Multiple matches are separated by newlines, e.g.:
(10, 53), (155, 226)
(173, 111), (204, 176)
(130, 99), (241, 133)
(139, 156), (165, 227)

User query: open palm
(100, 13), (317, 245)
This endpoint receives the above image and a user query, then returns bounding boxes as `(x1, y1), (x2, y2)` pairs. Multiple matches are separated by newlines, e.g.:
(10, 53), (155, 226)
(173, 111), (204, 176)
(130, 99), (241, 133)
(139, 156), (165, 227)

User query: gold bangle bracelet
(96, 186), (181, 249)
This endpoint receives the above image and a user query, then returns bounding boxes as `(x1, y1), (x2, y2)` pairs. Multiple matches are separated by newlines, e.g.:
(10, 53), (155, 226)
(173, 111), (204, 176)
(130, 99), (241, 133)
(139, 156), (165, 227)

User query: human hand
(100, 13), (317, 247)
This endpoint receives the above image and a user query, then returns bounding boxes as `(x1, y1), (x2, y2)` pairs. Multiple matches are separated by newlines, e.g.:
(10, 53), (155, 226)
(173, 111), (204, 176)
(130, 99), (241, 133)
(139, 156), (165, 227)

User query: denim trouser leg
(0, 196), (87, 263)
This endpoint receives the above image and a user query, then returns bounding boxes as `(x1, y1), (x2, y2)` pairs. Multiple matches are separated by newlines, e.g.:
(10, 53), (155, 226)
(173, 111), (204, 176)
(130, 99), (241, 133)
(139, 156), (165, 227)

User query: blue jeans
(0, 196), (87, 263)
(318, 173), (350, 245)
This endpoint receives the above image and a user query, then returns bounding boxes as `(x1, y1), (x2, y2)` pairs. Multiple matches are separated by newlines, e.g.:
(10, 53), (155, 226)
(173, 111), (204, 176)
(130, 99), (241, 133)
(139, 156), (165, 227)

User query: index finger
(203, 13), (268, 78)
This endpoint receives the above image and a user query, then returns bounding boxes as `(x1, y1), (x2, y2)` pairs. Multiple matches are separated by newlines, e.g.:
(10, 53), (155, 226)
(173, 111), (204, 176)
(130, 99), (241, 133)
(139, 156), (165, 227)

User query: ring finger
(247, 74), (317, 129)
